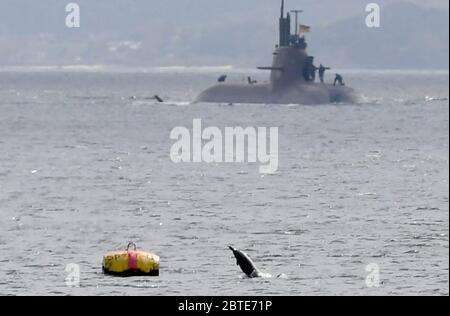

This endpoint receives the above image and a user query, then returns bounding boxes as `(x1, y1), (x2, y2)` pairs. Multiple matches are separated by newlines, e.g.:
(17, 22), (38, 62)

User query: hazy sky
(0, 1), (448, 68)
(0, 0), (448, 33)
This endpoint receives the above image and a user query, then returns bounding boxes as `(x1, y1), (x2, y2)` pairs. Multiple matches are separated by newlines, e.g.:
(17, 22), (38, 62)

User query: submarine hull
(195, 82), (357, 105)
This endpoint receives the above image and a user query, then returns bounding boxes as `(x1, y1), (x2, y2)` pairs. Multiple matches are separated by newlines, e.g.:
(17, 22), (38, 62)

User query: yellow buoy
(103, 243), (160, 277)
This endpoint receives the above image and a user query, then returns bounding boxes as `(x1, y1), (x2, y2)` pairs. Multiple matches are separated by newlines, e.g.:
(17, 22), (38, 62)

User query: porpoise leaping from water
(228, 246), (264, 278)
(153, 95), (164, 103)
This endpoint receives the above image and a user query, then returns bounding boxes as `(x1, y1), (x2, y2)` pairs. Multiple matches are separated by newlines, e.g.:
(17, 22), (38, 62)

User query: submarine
(195, 0), (357, 105)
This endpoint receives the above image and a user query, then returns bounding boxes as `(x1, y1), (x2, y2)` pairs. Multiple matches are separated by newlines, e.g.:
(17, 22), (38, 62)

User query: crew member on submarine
(319, 64), (331, 84)
(334, 74), (345, 86)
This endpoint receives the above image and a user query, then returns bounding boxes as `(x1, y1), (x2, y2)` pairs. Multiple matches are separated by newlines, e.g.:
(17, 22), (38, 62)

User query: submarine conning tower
(260, 0), (315, 91)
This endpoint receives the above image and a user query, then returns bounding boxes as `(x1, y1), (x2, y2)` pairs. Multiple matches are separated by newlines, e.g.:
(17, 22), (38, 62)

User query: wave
(425, 96), (449, 102)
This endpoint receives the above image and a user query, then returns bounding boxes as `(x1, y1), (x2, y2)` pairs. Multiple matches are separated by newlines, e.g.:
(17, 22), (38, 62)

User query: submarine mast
(279, 0), (291, 47)
(290, 10), (304, 36)
(279, 1), (306, 48)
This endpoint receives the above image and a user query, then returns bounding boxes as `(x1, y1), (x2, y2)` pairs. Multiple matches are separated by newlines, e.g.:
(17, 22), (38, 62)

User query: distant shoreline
(0, 65), (449, 75)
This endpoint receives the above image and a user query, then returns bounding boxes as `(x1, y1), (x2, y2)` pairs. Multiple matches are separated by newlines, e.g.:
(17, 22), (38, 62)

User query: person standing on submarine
(319, 64), (331, 84)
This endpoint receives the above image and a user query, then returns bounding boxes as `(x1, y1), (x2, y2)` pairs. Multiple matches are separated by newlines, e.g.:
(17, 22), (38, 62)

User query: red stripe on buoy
(128, 251), (138, 270)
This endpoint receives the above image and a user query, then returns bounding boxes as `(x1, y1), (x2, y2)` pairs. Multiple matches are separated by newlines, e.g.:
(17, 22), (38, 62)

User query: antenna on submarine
(291, 10), (304, 36)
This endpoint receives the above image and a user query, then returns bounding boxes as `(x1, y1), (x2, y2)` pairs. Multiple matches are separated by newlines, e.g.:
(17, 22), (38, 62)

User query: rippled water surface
(0, 69), (448, 295)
